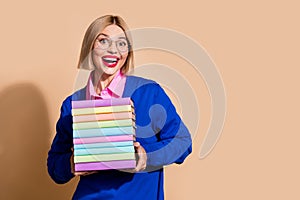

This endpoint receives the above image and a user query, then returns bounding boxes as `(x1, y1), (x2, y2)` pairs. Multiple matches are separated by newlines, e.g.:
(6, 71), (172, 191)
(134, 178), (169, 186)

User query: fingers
(71, 143), (147, 175)
(70, 148), (75, 174)
(74, 171), (97, 176)
(71, 147), (97, 176)
(133, 142), (140, 148)
(133, 142), (147, 172)
(120, 168), (136, 173)
(121, 142), (147, 173)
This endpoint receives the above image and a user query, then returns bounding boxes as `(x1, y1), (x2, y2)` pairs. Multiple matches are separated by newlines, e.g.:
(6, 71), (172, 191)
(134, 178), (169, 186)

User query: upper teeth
(103, 57), (117, 62)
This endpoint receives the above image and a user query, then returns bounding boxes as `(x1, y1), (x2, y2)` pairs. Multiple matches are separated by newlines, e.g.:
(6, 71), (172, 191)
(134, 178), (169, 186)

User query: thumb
(134, 142), (140, 148)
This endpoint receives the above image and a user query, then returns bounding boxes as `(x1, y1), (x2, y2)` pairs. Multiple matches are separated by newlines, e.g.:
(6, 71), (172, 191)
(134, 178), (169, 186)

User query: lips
(102, 55), (120, 68)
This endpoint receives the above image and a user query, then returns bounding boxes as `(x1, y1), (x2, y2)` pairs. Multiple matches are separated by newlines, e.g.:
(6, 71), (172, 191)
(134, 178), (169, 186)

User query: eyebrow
(98, 33), (127, 40)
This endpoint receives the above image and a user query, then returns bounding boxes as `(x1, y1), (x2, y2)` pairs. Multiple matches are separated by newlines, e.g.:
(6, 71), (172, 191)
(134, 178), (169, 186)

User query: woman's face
(92, 24), (129, 76)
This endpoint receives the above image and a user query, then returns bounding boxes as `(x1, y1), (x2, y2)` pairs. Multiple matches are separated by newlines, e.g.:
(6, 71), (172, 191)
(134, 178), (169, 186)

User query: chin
(99, 66), (120, 76)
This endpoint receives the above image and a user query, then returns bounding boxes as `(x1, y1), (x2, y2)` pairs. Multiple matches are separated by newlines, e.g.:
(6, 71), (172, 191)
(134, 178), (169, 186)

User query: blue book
(74, 146), (135, 156)
(74, 141), (134, 149)
(73, 126), (135, 138)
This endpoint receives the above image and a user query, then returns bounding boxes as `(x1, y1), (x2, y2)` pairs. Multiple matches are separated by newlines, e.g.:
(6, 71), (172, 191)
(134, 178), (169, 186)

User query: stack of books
(71, 98), (136, 172)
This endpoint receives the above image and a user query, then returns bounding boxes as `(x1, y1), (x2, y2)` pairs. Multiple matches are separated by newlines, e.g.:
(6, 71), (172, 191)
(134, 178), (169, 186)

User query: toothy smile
(102, 57), (118, 63)
(102, 55), (120, 68)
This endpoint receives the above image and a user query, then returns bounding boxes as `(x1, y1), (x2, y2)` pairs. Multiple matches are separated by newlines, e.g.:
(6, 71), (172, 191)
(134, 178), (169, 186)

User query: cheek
(92, 50), (104, 66)
(92, 49), (105, 58)
(119, 53), (129, 65)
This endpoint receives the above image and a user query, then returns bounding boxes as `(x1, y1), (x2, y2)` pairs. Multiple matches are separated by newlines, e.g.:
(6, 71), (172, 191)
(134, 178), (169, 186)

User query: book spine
(74, 141), (134, 149)
(73, 126), (135, 138)
(73, 119), (135, 130)
(73, 135), (134, 144)
(74, 152), (135, 163)
(74, 146), (135, 156)
(75, 160), (136, 171)
(73, 112), (135, 123)
(72, 98), (132, 109)
(72, 105), (133, 116)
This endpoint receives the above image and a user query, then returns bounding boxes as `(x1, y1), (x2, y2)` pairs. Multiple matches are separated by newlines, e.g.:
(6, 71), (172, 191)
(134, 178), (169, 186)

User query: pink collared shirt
(85, 70), (127, 100)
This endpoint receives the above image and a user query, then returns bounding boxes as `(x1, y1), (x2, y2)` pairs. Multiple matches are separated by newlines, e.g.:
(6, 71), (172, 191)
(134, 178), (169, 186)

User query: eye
(117, 40), (128, 47)
(99, 38), (109, 45)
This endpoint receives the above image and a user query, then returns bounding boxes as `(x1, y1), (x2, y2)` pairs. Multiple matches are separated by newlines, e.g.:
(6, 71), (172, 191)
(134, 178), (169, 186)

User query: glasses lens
(116, 39), (129, 52)
(98, 38), (110, 50)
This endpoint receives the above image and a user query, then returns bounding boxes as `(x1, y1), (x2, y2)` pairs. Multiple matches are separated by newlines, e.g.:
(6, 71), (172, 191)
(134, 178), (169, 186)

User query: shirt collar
(86, 70), (126, 100)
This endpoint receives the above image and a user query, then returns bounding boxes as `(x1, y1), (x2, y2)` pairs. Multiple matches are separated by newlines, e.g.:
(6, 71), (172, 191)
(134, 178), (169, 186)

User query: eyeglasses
(95, 37), (129, 52)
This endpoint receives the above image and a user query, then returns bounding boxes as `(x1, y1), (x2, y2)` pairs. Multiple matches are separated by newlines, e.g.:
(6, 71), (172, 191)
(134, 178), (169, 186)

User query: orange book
(73, 112), (135, 123)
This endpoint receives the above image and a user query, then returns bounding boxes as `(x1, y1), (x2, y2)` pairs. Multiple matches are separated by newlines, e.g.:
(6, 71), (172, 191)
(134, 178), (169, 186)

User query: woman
(47, 15), (192, 200)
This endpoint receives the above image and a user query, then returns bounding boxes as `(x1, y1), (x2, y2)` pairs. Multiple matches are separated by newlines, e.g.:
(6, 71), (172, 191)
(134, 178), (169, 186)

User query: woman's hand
(70, 142), (147, 174)
(133, 142), (147, 172)
(121, 142), (147, 173)
(70, 147), (97, 176)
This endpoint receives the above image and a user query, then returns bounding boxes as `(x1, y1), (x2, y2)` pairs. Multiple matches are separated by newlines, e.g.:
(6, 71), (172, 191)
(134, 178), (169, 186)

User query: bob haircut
(77, 15), (134, 74)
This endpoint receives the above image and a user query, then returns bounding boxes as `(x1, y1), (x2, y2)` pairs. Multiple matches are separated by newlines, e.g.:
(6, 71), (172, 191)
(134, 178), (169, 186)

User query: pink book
(75, 160), (136, 171)
(72, 98), (133, 109)
(73, 135), (134, 144)
(73, 112), (135, 123)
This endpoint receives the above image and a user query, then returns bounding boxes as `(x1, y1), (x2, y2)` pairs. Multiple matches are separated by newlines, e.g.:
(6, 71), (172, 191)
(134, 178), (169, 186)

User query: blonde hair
(77, 15), (134, 74)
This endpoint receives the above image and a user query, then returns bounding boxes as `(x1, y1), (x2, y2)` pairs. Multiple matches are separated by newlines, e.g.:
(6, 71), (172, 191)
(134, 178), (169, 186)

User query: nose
(107, 41), (118, 54)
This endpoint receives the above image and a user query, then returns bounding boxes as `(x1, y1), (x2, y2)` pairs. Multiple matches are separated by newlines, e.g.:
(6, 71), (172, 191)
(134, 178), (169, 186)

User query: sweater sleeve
(141, 84), (192, 168)
(47, 97), (74, 184)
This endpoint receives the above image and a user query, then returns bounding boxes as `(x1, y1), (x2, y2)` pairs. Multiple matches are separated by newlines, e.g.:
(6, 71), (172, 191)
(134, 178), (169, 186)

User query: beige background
(0, 0), (299, 199)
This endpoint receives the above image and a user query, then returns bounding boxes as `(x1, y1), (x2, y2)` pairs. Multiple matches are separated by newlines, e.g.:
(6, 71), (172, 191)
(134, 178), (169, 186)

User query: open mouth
(102, 56), (120, 68)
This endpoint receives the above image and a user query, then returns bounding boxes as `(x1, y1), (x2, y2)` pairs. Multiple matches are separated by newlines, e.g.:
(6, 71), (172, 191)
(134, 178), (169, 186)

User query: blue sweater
(47, 76), (192, 200)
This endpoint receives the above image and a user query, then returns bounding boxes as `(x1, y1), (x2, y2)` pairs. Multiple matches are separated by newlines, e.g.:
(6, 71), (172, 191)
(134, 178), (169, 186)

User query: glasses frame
(94, 35), (130, 53)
